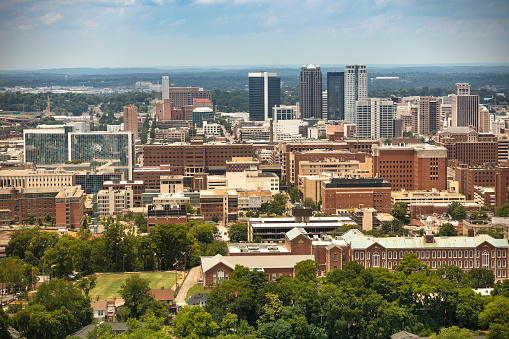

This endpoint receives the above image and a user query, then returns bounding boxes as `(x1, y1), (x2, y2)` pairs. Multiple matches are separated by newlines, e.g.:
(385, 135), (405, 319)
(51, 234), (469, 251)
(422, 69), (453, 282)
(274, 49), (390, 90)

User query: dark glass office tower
(248, 72), (281, 121)
(300, 64), (323, 119)
(327, 71), (345, 120)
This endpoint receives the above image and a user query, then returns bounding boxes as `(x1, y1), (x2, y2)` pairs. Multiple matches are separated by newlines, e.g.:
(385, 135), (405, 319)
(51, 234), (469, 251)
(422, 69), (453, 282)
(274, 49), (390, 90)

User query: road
(175, 266), (201, 307)
(217, 224), (230, 242)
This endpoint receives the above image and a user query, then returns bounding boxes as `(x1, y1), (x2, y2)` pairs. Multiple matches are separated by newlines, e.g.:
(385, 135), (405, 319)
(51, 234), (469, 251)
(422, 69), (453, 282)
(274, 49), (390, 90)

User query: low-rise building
(391, 189), (465, 205)
(199, 189), (238, 223)
(97, 187), (133, 216)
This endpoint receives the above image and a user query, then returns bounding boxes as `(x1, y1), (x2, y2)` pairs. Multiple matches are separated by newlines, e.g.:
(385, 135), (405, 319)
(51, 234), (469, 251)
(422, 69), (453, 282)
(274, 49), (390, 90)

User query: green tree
(429, 326), (478, 339)
(437, 223), (458, 236)
(257, 319), (293, 339)
(289, 187), (300, 203)
(267, 194), (288, 216)
(189, 221), (217, 244)
(86, 322), (114, 339)
(135, 213), (147, 233)
(172, 306), (219, 339)
(28, 214), (35, 225)
(494, 203), (509, 217)
(302, 198), (318, 211)
(447, 201), (467, 220)
(185, 202), (195, 215)
(212, 215), (219, 223)
(479, 296), (509, 337)
(257, 293), (284, 325)
(456, 288), (486, 329)
(149, 223), (198, 270)
(462, 268), (495, 288)
(118, 274), (168, 320)
(228, 223), (248, 242)
(391, 202), (409, 223)
(77, 276), (98, 298)
(294, 260), (319, 283)
(395, 253), (429, 275)
(230, 264), (250, 281)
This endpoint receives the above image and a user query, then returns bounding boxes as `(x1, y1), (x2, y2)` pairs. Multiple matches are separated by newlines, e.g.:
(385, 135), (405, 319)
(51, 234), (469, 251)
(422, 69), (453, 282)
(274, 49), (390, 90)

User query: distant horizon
(2, 62), (509, 73)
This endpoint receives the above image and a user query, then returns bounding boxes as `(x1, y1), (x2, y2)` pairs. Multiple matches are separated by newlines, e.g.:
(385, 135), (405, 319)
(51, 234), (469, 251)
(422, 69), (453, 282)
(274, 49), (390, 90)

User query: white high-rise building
(344, 64), (368, 124)
(355, 98), (395, 139)
(162, 76), (169, 100)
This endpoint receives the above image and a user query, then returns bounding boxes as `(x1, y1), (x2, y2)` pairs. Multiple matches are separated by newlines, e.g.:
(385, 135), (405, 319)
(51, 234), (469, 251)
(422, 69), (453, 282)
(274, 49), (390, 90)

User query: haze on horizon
(0, 0), (508, 71)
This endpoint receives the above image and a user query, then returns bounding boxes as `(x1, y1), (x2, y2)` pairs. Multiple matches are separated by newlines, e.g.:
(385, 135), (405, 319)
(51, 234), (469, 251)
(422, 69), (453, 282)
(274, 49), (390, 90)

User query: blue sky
(0, 0), (508, 70)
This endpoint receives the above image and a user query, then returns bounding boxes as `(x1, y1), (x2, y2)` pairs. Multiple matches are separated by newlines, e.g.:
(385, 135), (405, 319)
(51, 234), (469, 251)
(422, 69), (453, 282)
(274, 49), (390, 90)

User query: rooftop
(201, 254), (315, 272)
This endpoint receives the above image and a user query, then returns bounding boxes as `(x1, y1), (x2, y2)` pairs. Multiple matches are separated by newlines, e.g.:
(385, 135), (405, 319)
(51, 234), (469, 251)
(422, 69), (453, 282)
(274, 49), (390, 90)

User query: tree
(257, 293), (284, 325)
(456, 288), (486, 329)
(77, 276), (98, 298)
(395, 253), (429, 275)
(447, 201), (467, 220)
(391, 202), (409, 223)
(429, 326), (478, 339)
(228, 223), (248, 242)
(189, 221), (217, 244)
(294, 260), (319, 283)
(135, 213), (147, 233)
(289, 187), (300, 203)
(230, 264), (250, 281)
(303, 198), (318, 211)
(172, 306), (219, 339)
(28, 214), (35, 225)
(494, 203), (509, 217)
(118, 274), (168, 320)
(85, 322), (114, 339)
(462, 268), (495, 288)
(212, 215), (219, 223)
(479, 296), (509, 337)
(149, 223), (198, 270)
(476, 228), (504, 239)
(185, 202), (195, 215)
(266, 194), (288, 216)
(437, 223), (458, 236)
(257, 319), (293, 339)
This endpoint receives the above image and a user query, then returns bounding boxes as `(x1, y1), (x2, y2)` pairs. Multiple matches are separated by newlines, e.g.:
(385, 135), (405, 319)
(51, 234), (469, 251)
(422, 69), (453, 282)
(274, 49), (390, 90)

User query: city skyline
(1, 0), (508, 70)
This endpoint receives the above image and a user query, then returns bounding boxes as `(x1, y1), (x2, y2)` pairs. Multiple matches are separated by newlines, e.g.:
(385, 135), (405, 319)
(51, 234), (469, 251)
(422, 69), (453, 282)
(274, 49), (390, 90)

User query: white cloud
(42, 12), (63, 25)
(194, 0), (226, 4)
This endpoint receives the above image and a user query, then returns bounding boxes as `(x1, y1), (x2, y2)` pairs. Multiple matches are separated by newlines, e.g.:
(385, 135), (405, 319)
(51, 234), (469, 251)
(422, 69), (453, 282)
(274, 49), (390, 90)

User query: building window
(426, 251), (430, 259)
(458, 251), (462, 258)
(469, 250), (473, 258)
(459, 261), (462, 268)
(355, 252), (359, 260)
(482, 251), (489, 268)
(360, 252), (364, 260)
(388, 252), (392, 259)
(213, 274), (216, 283)
(382, 252), (385, 259)
(218, 269), (225, 282)
(367, 252), (370, 260)
(333, 253), (338, 261)
(399, 251), (403, 259)
(432, 251), (436, 258)
(432, 261), (436, 268)
(492, 250), (495, 258)
(388, 262), (392, 269)
(373, 253), (380, 267)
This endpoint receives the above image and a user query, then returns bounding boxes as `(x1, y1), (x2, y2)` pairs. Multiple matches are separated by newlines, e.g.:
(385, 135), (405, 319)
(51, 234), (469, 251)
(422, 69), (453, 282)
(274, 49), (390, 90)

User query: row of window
(355, 249), (508, 262)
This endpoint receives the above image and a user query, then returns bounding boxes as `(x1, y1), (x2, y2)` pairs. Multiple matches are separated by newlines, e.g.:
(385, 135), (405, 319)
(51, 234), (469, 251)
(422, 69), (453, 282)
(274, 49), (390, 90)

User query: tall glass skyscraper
(327, 72), (345, 120)
(344, 64), (368, 124)
(300, 65), (323, 119)
(248, 72), (281, 121)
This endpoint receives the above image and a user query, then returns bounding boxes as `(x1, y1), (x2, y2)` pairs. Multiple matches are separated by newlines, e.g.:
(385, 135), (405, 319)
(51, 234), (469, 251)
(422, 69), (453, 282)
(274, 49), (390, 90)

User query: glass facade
(70, 132), (134, 180)
(24, 128), (70, 165)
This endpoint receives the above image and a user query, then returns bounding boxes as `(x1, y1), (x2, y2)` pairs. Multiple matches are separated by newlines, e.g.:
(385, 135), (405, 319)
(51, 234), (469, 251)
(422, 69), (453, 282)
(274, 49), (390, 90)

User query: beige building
(152, 193), (190, 206)
(225, 169), (279, 193)
(463, 217), (509, 239)
(298, 174), (333, 203)
(160, 175), (184, 194)
(123, 105), (138, 140)
(391, 188), (465, 205)
(0, 168), (74, 189)
(97, 186), (134, 216)
(298, 157), (372, 178)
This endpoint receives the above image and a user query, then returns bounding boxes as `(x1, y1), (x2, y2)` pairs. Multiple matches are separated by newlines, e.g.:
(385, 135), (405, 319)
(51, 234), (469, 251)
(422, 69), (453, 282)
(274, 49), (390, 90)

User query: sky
(0, 0), (508, 70)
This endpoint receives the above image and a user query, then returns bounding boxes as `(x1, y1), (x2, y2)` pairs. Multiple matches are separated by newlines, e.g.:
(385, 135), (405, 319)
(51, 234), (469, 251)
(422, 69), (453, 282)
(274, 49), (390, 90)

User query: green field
(185, 284), (209, 300)
(90, 271), (183, 300)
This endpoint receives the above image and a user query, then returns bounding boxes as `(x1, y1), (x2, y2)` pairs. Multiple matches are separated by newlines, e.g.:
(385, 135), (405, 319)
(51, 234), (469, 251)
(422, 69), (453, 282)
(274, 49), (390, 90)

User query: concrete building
(97, 187), (134, 216)
(451, 83), (480, 130)
(300, 64), (323, 119)
(418, 97), (441, 135)
(495, 163), (509, 207)
(103, 180), (144, 206)
(203, 122), (221, 135)
(372, 144), (448, 191)
(0, 168), (74, 189)
(226, 157), (259, 172)
(192, 107), (214, 128)
(123, 105), (138, 140)
(391, 189), (465, 205)
(321, 177), (392, 214)
(133, 165), (173, 192)
(199, 188), (238, 223)
(248, 71), (280, 121)
(162, 76), (169, 100)
(147, 204), (188, 229)
(159, 87), (212, 109)
(344, 64), (368, 124)
(160, 175), (184, 194)
(225, 169), (279, 193)
(298, 158), (371, 178)
(355, 98), (395, 139)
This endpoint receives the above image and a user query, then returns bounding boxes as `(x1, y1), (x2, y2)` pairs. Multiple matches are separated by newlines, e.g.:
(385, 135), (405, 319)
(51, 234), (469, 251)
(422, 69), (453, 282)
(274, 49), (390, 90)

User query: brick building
(495, 164), (509, 207)
(133, 165), (172, 192)
(372, 144), (447, 191)
(147, 204), (188, 229)
(321, 177), (392, 214)
(465, 167), (496, 200)
(436, 127), (498, 166)
(55, 186), (84, 228)
(142, 141), (253, 174)
(225, 157), (259, 172)
(198, 189), (238, 223)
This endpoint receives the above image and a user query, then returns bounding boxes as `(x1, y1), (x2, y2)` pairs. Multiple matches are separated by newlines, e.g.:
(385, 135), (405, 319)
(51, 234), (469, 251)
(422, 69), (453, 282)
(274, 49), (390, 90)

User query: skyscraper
(355, 98), (395, 139)
(248, 72), (281, 121)
(419, 97), (441, 135)
(162, 76), (169, 100)
(451, 83), (480, 129)
(300, 64), (323, 119)
(123, 104), (138, 140)
(344, 64), (368, 123)
(327, 71), (345, 120)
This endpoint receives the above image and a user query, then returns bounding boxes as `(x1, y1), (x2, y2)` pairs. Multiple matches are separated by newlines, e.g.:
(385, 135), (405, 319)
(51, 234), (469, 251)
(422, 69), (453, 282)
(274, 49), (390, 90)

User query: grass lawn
(185, 284), (209, 300)
(89, 271), (183, 300)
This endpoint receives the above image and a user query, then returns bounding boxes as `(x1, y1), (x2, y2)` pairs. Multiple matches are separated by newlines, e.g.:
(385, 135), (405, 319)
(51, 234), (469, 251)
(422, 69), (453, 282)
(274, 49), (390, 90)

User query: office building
(436, 127), (498, 166)
(159, 87), (212, 109)
(55, 186), (85, 228)
(199, 188), (238, 223)
(0, 169), (74, 189)
(452, 83), (480, 129)
(97, 187), (133, 216)
(103, 180), (144, 206)
(248, 72), (280, 121)
(344, 64), (368, 123)
(273, 106), (295, 121)
(162, 76), (169, 100)
(419, 97), (441, 135)
(24, 127), (70, 165)
(372, 144), (448, 191)
(355, 98), (395, 139)
(192, 107), (214, 128)
(123, 105), (138, 140)
(327, 71), (345, 120)
(321, 177), (392, 214)
(299, 65), (323, 119)
(73, 172), (124, 195)
(495, 164), (509, 207)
